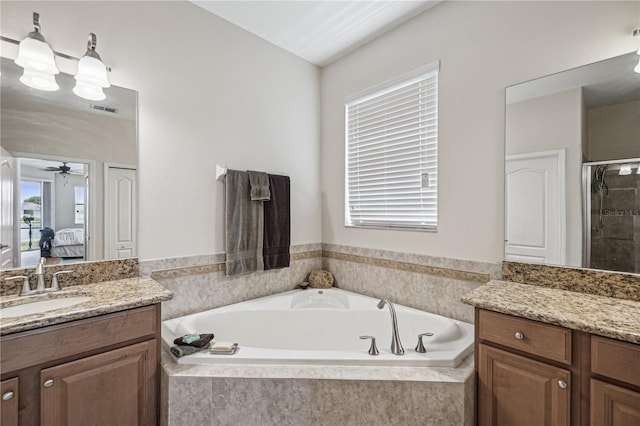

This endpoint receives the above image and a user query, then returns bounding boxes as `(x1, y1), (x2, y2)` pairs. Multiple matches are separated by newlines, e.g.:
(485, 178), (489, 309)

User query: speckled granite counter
(0, 277), (173, 335)
(462, 280), (640, 344)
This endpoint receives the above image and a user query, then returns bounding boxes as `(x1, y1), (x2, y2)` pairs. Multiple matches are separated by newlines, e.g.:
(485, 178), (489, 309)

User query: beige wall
(587, 100), (640, 161)
(506, 88), (584, 266)
(320, 1), (638, 263)
(1, 1), (321, 261)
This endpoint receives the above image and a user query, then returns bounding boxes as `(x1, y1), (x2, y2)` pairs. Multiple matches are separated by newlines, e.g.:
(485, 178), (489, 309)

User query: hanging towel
(225, 170), (264, 275)
(263, 174), (290, 270)
(247, 170), (271, 201)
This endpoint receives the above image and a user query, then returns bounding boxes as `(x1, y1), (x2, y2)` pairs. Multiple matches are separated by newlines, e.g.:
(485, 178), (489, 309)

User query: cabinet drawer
(591, 336), (640, 387)
(478, 309), (572, 364)
(1, 305), (158, 373)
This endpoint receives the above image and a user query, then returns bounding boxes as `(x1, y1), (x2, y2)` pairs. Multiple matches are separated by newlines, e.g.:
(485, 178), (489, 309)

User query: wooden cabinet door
(40, 340), (156, 426)
(1, 377), (19, 426)
(478, 344), (571, 426)
(591, 379), (640, 425)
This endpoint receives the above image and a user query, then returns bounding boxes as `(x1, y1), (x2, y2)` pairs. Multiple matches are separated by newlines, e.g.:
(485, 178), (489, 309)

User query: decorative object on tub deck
(225, 170), (265, 275)
(308, 269), (334, 288)
(173, 333), (214, 348)
(170, 343), (211, 358)
(296, 281), (310, 289)
(263, 174), (291, 270)
(247, 170), (271, 201)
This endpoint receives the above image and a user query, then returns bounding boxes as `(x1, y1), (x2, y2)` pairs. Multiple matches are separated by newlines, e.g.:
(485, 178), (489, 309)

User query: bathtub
(161, 288), (474, 367)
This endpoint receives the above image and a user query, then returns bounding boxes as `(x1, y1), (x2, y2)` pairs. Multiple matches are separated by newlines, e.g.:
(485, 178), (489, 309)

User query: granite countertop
(0, 277), (173, 335)
(462, 280), (640, 344)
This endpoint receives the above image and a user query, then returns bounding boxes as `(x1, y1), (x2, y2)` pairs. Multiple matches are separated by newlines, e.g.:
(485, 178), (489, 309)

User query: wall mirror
(505, 52), (640, 274)
(1, 57), (138, 269)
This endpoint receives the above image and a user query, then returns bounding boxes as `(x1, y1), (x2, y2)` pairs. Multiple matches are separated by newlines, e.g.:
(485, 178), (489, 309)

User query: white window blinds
(345, 64), (438, 230)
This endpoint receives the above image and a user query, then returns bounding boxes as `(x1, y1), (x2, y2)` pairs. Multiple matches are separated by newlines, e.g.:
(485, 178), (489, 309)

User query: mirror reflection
(505, 52), (640, 274)
(1, 57), (138, 269)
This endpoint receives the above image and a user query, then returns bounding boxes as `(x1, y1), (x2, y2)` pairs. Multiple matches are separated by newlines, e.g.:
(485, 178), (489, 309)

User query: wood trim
(1, 305), (157, 373)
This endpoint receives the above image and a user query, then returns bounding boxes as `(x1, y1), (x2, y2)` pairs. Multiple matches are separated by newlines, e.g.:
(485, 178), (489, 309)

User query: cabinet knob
(558, 380), (568, 389)
(514, 332), (524, 340)
(2, 391), (14, 401)
(43, 379), (54, 388)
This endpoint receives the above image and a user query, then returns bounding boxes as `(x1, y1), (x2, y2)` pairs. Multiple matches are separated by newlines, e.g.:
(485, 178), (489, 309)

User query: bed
(51, 228), (85, 258)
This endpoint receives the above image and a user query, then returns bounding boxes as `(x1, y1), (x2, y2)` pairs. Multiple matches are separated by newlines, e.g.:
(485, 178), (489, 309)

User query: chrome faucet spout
(377, 299), (404, 355)
(35, 257), (46, 292)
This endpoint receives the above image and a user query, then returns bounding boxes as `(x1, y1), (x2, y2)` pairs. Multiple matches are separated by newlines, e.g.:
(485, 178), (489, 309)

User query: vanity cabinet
(476, 309), (573, 426)
(589, 336), (640, 425)
(476, 308), (640, 426)
(0, 304), (160, 426)
(1, 378), (19, 426)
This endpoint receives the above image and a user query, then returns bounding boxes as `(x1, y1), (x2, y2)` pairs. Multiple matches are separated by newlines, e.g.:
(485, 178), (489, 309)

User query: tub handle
(359, 335), (379, 356)
(415, 333), (434, 353)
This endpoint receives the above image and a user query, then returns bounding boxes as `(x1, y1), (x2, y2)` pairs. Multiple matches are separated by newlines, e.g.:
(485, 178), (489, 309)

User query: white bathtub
(162, 288), (474, 367)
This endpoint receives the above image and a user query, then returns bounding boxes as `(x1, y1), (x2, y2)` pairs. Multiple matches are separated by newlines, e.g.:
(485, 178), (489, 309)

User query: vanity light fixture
(73, 33), (110, 101)
(619, 164), (632, 176)
(634, 29), (640, 74)
(14, 12), (60, 91)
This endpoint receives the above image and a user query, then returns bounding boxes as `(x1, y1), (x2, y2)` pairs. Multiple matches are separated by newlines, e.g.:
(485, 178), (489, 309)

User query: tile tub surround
(0, 258), (139, 296)
(143, 244), (323, 320)
(503, 261), (640, 302)
(461, 280), (640, 344)
(161, 352), (475, 426)
(0, 277), (173, 335)
(322, 244), (502, 323)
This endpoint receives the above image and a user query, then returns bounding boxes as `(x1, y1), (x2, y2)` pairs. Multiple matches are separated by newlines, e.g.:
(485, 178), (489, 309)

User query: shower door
(583, 159), (640, 273)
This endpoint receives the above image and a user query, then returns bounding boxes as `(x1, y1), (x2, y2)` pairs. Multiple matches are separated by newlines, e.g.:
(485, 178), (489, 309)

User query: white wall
(506, 88), (584, 266)
(1, 1), (321, 260)
(587, 100), (640, 161)
(320, 1), (639, 263)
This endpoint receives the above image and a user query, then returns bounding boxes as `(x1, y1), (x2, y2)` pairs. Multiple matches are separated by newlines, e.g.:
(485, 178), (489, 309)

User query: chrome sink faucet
(377, 299), (404, 355)
(3, 258), (73, 296)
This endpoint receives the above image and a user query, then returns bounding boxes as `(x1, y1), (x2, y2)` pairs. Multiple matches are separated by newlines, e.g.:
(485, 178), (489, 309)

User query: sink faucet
(35, 257), (47, 292)
(377, 299), (404, 355)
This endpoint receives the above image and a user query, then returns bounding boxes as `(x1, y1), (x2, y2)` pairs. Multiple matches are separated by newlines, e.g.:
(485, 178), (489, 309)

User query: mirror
(1, 57), (138, 269)
(505, 52), (640, 274)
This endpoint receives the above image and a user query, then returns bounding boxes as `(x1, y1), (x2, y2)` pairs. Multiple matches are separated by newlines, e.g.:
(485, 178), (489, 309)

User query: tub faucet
(377, 299), (404, 355)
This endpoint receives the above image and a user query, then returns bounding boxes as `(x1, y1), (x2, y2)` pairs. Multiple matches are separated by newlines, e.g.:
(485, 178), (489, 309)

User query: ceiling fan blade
(43, 167), (61, 171)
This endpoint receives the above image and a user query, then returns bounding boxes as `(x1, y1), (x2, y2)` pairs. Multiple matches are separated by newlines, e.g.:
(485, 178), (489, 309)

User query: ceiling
(190, 1), (440, 67)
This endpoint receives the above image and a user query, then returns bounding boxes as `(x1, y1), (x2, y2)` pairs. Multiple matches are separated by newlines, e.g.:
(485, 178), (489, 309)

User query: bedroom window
(345, 61), (439, 230)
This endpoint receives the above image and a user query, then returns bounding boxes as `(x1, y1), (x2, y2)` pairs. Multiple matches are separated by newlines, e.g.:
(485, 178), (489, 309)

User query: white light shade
(15, 37), (59, 74)
(72, 81), (106, 101)
(637, 165), (640, 174)
(19, 68), (59, 91)
(635, 58), (640, 74)
(74, 55), (110, 88)
(619, 164), (632, 175)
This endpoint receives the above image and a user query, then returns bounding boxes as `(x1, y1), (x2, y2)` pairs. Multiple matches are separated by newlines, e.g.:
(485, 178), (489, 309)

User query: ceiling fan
(42, 162), (82, 175)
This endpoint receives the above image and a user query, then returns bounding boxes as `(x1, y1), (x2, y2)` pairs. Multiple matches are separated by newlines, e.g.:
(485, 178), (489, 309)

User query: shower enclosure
(583, 158), (640, 273)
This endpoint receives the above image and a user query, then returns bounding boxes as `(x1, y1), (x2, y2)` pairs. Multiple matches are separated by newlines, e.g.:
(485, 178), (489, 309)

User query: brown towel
(263, 174), (290, 270)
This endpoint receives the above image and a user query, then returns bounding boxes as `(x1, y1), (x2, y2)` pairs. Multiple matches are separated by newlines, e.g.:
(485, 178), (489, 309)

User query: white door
(1, 148), (15, 268)
(505, 150), (565, 265)
(105, 167), (137, 259)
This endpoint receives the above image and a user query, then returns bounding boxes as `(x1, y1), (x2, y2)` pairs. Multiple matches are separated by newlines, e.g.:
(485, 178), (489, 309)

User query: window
(345, 62), (439, 230)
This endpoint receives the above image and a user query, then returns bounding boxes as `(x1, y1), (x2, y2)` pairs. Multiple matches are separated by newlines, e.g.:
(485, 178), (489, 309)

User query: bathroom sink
(0, 296), (92, 319)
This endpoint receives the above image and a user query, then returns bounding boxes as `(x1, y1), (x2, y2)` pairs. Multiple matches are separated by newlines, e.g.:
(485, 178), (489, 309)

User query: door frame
(505, 149), (566, 265)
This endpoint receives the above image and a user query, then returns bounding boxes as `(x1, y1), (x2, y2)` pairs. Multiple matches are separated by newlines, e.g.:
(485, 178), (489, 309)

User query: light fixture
(619, 164), (632, 175)
(14, 12), (59, 91)
(73, 33), (110, 101)
(637, 165), (640, 175)
(634, 29), (640, 74)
